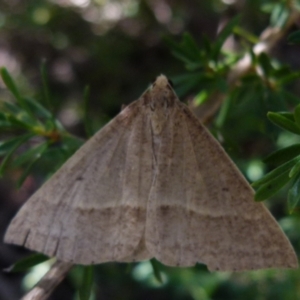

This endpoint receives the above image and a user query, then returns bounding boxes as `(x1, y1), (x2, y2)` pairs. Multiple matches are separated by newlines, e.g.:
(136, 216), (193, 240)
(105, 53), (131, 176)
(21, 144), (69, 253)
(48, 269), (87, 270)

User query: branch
(21, 261), (73, 300)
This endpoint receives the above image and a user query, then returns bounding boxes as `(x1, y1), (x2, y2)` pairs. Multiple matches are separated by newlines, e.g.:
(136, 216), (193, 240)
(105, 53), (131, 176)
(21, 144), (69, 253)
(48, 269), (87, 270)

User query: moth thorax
(149, 88), (174, 110)
(148, 96), (171, 135)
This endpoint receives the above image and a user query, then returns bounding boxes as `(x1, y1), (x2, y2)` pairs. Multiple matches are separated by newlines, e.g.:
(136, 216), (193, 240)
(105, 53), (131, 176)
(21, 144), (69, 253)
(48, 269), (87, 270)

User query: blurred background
(1, 0), (300, 299)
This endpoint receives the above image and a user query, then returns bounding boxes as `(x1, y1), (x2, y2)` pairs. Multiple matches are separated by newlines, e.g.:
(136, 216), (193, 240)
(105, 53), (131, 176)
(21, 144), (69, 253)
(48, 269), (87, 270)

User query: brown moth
(4, 75), (298, 271)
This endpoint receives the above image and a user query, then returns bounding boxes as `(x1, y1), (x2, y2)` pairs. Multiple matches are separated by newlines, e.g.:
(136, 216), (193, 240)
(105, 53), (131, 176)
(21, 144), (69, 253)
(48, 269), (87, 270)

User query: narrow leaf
(23, 97), (53, 119)
(258, 53), (273, 76)
(172, 72), (204, 96)
(288, 174), (300, 213)
(294, 104), (300, 128)
(0, 133), (34, 176)
(0, 136), (28, 156)
(267, 112), (300, 134)
(0, 113), (14, 129)
(255, 170), (291, 201)
(202, 34), (212, 55)
(6, 115), (35, 130)
(1, 68), (36, 121)
(233, 26), (259, 44)
(289, 159), (300, 178)
(164, 35), (200, 67)
(4, 253), (50, 272)
(17, 144), (48, 188)
(150, 259), (163, 284)
(12, 143), (48, 167)
(278, 71), (300, 86)
(79, 266), (94, 300)
(281, 90), (300, 105)
(263, 144), (300, 165)
(270, 3), (289, 28)
(1, 67), (22, 102)
(252, 155), (300, 187)
(211, 15), (240, 60)
(4, 101), (21, 115)
(182, 33), (202, 61)
(216, 96), (232, 127)
(273, 112), (294, 121)
(171, 51), (196, 66)
(0, 121), (12, 129)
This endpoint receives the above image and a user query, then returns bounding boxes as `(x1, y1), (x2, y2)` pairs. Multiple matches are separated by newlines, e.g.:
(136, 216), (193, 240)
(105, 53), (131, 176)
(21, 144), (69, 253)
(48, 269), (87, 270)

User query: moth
(5, 75), (298, 271)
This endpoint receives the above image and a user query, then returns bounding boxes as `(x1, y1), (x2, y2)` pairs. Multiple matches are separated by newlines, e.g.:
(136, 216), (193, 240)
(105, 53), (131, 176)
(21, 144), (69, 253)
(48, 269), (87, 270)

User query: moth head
(152, 75), (172, 89)
(148, 75), (175, 110)
(146, 75), (176, 135)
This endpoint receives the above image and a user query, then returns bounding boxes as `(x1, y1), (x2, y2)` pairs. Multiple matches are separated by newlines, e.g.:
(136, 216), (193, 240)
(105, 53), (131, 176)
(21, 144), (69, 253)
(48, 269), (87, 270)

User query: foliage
(0, 66), (83, 187)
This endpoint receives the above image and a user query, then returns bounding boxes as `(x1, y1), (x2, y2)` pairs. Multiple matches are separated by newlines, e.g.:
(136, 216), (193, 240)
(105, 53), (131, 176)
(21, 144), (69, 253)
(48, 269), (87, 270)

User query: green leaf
(16, 143), (48, 188)
(0, 121), (11, 129)
(1, 67), (22, 102)
(4, 253), (50, 272)
(202, 34), (212, 55)
(150, 259), (163, 284)
(165, 36), (203, 70)
(166, 33), (202, 66)
(267, 112), (300, 134)
(171, 51), (200, 69)
(194, 90), (209, 106)
(249, 48), (257, 65)
(288, 174), (300, 213)
(254, 170), (291, 201)
(263, 144), (300, 165)
(277, 71), (300, 86)
(294, 104), (300, 128)
(211, 15), (240, 61)
(288, 30), (300, 44)
(0, 112), (12, 128)
(258, 53), (273, 76)
(233, 26), (259, 44)
(229, 80), (260, 106)
(17, 159), (36, 188)
(0, 133), (34, 176)
(216, 96), (232, 127)
(289, 159), (300, 178)
(275, 112), (295, 121)
(172, 72), (203, 96)
(252, 155), (300, 187)
(0, 112), (7, 121)
(61, 135), (84, 155)
(6, 114), (35, 130)
(79, 266), (94, 300)
(270, 3), (289, 28)
(23, 97), (53, 119)
(280, 90), (300, 105)
(181, 33), (202, 61)
(4, 101), (40, 129)
(1, 68), (36, 121)
(261, 3), (274, 13)
(12, 142), (48, 167)
(4, 101), (21, 114)
(0, 136), (27, 156)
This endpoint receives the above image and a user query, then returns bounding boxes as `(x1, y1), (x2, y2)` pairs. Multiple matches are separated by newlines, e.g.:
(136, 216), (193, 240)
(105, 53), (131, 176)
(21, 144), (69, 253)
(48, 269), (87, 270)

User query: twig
(21, 261), (73, 300)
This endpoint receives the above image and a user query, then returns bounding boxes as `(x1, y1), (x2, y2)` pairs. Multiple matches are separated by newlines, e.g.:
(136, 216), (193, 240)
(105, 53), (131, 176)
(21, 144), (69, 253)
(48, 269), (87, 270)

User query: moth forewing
(5, 75), (298, 271)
